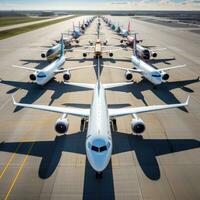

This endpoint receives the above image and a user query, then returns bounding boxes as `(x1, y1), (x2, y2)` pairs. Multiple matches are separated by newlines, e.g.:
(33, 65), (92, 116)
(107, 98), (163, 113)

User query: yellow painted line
(0, 143), (22, 180)
(4, 142), (35, 200)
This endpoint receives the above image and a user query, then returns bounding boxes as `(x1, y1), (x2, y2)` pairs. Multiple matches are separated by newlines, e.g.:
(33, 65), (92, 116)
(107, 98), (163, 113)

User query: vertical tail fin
(60, 34), (65, 57)
(133, 33), (137, 57)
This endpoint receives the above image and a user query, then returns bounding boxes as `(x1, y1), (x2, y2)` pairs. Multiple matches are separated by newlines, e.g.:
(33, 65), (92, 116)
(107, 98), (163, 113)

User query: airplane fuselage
(86, 82), (112, 172)
(36, 55), (65, 85)
(131, 55), (163, 85)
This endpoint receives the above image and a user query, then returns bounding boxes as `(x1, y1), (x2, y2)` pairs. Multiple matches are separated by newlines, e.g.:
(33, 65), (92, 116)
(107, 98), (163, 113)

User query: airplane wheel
(80, 118), (85, 132)
(113, 118), (116, 126)
(96, 171), (103, 179)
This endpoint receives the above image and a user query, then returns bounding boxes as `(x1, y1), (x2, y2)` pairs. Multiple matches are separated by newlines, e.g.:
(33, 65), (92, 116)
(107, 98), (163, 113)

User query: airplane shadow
(108, 77), (200, 111)
(0, 131), (199, 182)
(112, 132), (200, 180)
(83, 159), (115, 200)
(147, 57), (176, 65)
(0, 79), (91, 111)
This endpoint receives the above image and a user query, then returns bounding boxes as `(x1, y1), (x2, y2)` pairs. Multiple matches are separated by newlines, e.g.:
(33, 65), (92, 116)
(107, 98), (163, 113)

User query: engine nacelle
(109, 52), (113, 57)
(124, 70), (133, 80)
(151, 51), (157, 57)
(75, 39), (79, 44)
(89, 41), (93, 46)
(131, 118), (145, 134)
(41, 53), (46, 58)
(55, 118), (69, 134)
(161, 71), (169, 81)
(29, 73), (36, 81)
(63, 71), (71, 81)
(83, 53), (87, 57)
(103, 40), (108, 46)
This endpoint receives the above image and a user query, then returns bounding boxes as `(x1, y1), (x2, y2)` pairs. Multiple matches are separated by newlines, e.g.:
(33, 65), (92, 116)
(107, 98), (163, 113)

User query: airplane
(12, 35), (93, 86)
(118, 21), (132, 37)
(71, 22), (83, 39)
(41, 42), (62, 61)
(121, 34), (166, 60)
(104, 33), (187, 85)
(12, 57), (190, 178)
(73, 25), (122, 59)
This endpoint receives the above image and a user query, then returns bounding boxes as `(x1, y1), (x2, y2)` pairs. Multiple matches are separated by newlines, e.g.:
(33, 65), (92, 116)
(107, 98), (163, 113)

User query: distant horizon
(0, 0), (200, 11)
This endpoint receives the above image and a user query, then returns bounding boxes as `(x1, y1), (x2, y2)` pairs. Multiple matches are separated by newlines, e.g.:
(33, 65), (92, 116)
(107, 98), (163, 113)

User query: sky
(0, 0), (200, 10)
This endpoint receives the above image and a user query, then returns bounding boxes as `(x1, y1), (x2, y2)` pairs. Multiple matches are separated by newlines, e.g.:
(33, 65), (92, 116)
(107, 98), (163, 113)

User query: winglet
(185, 96), (190, 105)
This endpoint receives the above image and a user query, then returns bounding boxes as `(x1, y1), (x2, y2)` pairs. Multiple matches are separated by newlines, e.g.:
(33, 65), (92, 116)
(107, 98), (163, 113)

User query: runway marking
(0, 143), (22, 180)
(4, 142), (35, 200)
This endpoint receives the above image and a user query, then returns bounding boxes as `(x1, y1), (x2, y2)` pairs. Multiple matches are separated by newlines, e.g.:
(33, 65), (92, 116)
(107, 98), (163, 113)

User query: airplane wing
(64, 82), (95, 89)
(54, 65), (94, 73)
(12, 65), (39, 72)
(158, 64), (187, 72)
(150, 48), (167, 52)
(103, 81), (133, 89)
(103, 64), (143, 73)
(109, 96), (190, 117)
(12, 96), (89, 117)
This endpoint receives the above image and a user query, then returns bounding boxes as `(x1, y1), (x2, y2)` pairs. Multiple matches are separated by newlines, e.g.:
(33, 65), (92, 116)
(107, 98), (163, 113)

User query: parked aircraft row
(41, 16), (96, 61)
(101, 16), (187, 86)
(8, 17), (191, 178)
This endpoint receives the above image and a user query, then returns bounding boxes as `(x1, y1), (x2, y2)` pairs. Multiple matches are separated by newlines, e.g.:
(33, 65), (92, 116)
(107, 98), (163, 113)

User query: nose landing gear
(96, 171), (103, 179)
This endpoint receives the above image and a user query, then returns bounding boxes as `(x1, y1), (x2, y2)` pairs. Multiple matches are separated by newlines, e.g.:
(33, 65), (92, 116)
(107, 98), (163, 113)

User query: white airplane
(12, 57), (190, 178)
(12, 35), (93, 86)
(104, 34), (187, 85)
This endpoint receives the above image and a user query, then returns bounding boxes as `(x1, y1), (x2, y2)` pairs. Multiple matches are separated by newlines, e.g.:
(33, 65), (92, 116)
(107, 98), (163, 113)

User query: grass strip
(0, 17), (50, 27)
(0, 16), (76, 40)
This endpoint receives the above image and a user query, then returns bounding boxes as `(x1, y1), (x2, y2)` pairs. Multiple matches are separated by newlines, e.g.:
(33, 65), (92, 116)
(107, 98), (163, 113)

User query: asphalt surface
(0, 15), (199, 200)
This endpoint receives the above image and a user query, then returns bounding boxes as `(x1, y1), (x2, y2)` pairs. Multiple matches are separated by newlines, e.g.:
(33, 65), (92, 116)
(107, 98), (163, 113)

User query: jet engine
(109, 52), (113, 57)
(83, 53), (87, 57)
(161, 71), (169, 81)
(151, 51), (157, 58)
(55, 117), (69, 134)
(131, 118), (145, 134)
(63, 71), (71, 81)
(89, 41), (93, 46)
(124, 70), (133, 80)
(41, 53), (46, 58)
(103, 40), (108, 46)
(29, 72), (37, 81)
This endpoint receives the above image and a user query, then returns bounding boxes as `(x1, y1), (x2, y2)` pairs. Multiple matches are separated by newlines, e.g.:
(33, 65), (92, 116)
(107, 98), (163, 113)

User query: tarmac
(0, 15), (199, 200)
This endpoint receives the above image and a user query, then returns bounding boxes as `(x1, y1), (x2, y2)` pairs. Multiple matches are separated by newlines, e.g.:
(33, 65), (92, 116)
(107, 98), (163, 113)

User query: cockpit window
(46, 49), (55, 57)
(37, 72), (46, 78)
(91, 145), (107, 152)
(152, 72), (161, 77)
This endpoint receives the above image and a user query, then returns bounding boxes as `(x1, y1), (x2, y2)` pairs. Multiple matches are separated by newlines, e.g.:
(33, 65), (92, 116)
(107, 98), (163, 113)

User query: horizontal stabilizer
(64, 82), (95, 89)
(55, 65), (95, 73)
(103, 82), (133, 89)
(103, 64), (143, 73)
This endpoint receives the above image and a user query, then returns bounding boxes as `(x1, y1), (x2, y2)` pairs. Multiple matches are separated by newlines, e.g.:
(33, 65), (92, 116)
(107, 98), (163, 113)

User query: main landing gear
(110, 118), (117, 131)
(80, 118), (88, 132)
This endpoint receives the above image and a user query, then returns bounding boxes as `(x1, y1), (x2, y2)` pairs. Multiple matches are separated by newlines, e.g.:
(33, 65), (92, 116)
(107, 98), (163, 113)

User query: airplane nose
(89, 153), (110, 172)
